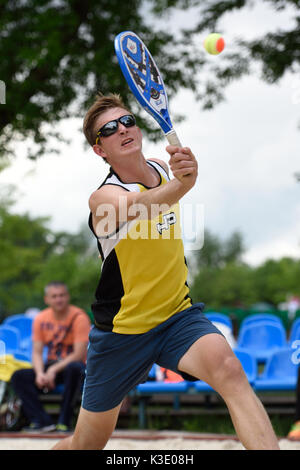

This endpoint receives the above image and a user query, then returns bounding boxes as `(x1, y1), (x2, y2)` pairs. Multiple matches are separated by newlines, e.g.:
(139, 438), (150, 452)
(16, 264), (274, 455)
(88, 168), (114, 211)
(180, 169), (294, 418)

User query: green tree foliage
(190, 262), (257, 310)
(0, 0), (204, 159)
(0, 201), (100, 318)
(1, 196), (300, 318)
(189, 229), (300, 310)
(193, 229), (244, 269)
(253, 257), (300, 305)
(189, 229), (254, 308)
(1, 0), (299, 160)
(181, 0), (300, 108)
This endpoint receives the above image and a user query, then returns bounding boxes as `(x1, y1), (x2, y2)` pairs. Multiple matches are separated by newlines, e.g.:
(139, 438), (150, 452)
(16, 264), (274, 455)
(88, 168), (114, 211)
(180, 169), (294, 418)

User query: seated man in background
(11, 281), (90, 432)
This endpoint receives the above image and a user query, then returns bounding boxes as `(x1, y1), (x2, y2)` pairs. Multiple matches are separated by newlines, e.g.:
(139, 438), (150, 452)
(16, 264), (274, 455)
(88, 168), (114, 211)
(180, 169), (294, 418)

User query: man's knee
(211, 353), (247, 393)
(11, 368), (35, 388)
(221, 355), (244, 381)
(11, 369), (21, 387)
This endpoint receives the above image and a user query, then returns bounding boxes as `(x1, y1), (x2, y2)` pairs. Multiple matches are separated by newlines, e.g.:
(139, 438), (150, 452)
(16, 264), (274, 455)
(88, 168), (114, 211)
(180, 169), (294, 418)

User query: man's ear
(93, 144), (108, 162)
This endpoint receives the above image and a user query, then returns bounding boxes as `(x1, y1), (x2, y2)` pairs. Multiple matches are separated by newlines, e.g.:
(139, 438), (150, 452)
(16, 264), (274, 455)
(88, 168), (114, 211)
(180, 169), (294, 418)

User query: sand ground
(0, 431), (299, 450)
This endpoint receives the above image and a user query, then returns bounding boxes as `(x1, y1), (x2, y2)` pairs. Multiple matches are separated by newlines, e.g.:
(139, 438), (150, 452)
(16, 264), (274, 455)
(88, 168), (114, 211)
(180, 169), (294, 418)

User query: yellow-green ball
(204, 33), (225, 55)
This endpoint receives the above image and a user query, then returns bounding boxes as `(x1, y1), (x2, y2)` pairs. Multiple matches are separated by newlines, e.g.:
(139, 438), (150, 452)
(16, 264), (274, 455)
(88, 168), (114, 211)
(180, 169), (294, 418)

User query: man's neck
(111, 156), (159, 187)
(51, 306), (70, 321)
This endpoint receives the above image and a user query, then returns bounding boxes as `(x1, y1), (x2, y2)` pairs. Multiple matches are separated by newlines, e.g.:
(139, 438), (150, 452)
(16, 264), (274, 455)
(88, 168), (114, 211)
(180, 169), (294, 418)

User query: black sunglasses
(95, 115), (136, 144)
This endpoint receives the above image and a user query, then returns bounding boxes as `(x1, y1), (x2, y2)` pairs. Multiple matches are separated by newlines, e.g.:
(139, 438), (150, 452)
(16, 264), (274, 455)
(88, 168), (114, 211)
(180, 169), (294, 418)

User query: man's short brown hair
(83, 93), (130, 147)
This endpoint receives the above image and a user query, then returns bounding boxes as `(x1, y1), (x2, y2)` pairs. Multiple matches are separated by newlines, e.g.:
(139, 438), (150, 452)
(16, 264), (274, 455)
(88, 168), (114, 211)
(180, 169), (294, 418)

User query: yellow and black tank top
(89, 160), (192, 334)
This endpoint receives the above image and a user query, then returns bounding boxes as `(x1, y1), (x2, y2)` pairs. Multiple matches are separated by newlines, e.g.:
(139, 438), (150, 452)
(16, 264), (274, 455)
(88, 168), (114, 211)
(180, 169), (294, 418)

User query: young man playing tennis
(53, 94), (279, 450)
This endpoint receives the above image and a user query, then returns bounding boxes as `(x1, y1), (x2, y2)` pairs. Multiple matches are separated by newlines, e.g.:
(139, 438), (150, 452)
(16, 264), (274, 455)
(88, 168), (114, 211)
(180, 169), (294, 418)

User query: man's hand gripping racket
(114, 31), (195, 180)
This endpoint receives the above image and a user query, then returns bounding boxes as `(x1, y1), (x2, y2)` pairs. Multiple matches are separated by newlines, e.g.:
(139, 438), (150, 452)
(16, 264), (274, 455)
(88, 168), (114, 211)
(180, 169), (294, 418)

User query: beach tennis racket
(114, 31), (182, 147)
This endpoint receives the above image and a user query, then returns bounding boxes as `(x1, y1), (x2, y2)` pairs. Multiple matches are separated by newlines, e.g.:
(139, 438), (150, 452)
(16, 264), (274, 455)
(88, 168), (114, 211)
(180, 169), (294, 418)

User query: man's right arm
(89, 146), (198, 236)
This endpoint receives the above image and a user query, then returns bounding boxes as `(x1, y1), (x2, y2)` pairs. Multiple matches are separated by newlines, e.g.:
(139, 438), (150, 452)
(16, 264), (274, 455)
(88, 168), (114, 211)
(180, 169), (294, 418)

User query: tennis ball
(204, 33), (225, 55)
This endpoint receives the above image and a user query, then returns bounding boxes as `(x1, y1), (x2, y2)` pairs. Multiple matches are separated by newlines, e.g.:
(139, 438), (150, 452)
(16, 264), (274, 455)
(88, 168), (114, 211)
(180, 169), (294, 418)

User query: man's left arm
(44, 342), (88, 388)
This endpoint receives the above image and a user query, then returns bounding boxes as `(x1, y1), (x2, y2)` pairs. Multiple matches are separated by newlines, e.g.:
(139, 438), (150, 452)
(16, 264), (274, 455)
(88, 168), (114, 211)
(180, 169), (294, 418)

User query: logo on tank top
(156, 212), (176, 235)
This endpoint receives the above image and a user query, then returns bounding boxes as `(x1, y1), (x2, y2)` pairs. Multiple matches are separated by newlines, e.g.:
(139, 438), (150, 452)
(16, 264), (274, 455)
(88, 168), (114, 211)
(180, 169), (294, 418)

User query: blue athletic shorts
(81, 302), (223, 412)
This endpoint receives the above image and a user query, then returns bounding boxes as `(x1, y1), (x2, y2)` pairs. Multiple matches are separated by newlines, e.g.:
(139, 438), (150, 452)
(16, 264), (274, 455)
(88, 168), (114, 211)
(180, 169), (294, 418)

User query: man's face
(44, 286), (70, 313)
(93, 107), (143, 163)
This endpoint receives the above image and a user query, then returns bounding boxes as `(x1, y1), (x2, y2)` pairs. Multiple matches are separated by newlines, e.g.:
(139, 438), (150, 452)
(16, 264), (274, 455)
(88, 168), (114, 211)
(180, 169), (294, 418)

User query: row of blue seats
(136, 346), (300, 396)
(206, 312), (300, 363)
(1, 313), (299, 387)
(2, 311), (300, 341)
(206, 312), (300, 338)
(2, 313), (298, 431)
(134, 347), (300, 428)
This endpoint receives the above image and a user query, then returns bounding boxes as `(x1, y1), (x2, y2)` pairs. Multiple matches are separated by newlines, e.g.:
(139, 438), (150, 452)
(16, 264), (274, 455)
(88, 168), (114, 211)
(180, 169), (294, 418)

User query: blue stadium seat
(254, 347), (298, 391)
(205, 313), (233, 330)
(13, 351), (32, 362)
(234, 348), (257, 385)
(239, 314), (283, 333)
(136, 380), (190, 394)
(193, 380), (214, 392)
(51, 384), (65, 394)
(136, 362), (190, 394)
(147, 364), (157, 380)
(0, 325), (21, 354)
(289, 318), (300, 345)
(3, 315), (33, 351)
(237, 321), (287, 363)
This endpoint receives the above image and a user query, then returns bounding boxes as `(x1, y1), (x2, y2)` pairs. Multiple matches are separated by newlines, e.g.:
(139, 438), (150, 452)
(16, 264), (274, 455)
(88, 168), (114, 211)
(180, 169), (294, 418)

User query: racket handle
(166, 130), (182, 147)
(166, 129), (192, 178)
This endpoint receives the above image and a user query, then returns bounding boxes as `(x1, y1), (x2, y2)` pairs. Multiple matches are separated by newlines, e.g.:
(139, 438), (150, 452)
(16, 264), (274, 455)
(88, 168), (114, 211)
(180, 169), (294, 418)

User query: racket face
(114, 31), (173, 134)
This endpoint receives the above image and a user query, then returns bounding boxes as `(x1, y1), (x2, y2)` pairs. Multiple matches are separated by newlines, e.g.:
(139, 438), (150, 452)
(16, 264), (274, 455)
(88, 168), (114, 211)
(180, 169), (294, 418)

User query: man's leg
(178, 333), (279, 450)
(52, 403), (122, 450)
(56, 361), (85, 428)
(11, 369), (53, 428)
